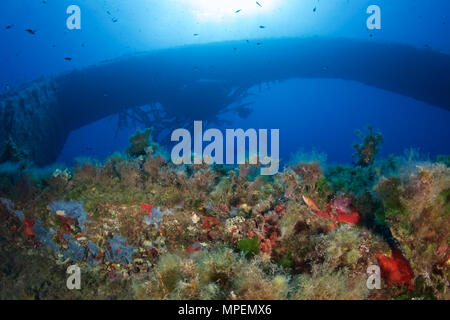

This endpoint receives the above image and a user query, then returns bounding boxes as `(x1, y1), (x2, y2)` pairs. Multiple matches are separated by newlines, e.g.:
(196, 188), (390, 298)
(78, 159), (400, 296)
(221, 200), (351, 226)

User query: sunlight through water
(181, 0), (281, 21)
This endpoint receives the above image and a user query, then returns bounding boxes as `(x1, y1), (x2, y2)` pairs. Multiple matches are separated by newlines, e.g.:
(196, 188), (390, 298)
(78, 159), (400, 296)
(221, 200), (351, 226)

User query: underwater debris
(3, 38), (450, 167)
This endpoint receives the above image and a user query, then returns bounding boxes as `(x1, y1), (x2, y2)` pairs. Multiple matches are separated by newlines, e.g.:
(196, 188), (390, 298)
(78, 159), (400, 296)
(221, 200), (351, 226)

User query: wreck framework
(1, 37), (449, 165)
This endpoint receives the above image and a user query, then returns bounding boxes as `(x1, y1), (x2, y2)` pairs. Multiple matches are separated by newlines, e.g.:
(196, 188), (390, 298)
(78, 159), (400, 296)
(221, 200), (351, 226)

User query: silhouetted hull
(1, 38), (449, 165)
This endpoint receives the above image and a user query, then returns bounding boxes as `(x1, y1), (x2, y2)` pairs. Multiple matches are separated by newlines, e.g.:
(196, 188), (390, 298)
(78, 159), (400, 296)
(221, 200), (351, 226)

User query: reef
(0, 128), (448, 300)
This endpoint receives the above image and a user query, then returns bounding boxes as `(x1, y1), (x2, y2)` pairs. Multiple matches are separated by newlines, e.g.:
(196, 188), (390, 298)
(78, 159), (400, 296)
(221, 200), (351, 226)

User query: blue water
(1, 0), (449, 166)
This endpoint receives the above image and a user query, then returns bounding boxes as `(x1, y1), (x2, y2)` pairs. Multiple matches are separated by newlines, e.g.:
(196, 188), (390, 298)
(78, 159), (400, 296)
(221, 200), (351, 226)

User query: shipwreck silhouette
(1, 38), (449, 165)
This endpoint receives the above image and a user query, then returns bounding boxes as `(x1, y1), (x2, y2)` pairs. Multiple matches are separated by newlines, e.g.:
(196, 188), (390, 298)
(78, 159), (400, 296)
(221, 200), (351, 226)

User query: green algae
(237, 235), (260, 258)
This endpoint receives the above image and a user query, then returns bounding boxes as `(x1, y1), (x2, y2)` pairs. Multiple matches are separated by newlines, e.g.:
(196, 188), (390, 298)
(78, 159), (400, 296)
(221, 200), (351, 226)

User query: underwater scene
(0, 0), (449, 302)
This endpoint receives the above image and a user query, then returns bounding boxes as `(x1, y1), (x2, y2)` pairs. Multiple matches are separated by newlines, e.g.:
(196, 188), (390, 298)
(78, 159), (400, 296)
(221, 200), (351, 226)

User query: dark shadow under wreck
(1, 37), (450, 165)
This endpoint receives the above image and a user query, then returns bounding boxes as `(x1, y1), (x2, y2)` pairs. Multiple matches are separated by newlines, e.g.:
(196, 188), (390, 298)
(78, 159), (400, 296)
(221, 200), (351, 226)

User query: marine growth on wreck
(0, 127), (448, 300)
(0, 0), (449, 302)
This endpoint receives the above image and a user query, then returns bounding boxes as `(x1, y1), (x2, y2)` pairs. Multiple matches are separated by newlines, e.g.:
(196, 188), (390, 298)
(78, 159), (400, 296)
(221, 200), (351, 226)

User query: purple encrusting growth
(48, 200), (89, 231)
(0, 197), (24, 220)
(144, 207), (172, 228)
(105, 235), (135, 264)
(61, 234), (86, 262)
(0, 198), (134, 265)
(33, 218), (58, 252)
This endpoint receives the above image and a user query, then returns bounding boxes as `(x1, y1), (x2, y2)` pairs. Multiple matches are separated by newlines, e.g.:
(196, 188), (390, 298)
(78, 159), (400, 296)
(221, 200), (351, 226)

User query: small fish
(302, 195), (320, 212)
(256, 1), (262, 7)
(235, 9), (241, 13)
(259, 25), (265, 29)
(106, 10), (118, 22)
(25, 29), (36, 35)
(193, 33), (199, 36)
(256, 42), (261, 46)
(313, 7), (317, 12)
(64, 57), (72, 61)
(5, 25), (12, 30)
